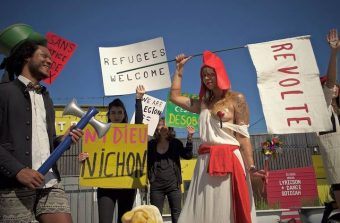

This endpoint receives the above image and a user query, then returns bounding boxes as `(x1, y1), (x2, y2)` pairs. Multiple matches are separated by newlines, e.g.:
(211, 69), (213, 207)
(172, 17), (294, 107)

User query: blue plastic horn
(38, 107), (98, 175)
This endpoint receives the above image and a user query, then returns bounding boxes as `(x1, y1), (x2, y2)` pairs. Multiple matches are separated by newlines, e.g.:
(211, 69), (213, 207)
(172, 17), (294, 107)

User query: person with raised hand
(147, 118), (194, 223)
(170, 51), (265, 223)
(79, 85), (145, 223)
(318, 28), (340, 214)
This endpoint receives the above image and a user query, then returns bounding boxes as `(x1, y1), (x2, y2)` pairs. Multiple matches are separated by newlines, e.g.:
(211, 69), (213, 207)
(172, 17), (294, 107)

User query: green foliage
(255, 197), (280, 210)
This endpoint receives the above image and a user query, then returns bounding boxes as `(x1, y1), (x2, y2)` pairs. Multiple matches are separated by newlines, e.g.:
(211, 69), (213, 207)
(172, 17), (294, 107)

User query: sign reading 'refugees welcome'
(99, 37), (171, 96)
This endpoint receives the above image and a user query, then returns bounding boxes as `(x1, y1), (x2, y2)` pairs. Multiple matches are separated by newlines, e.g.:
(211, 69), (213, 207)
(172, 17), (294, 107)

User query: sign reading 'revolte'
(99, 37), (171, 96)
(248, 36), (332, 134)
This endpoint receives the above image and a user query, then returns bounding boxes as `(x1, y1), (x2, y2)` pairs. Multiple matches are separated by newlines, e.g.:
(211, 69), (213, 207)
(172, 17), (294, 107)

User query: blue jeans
(150, 186), (182, 223)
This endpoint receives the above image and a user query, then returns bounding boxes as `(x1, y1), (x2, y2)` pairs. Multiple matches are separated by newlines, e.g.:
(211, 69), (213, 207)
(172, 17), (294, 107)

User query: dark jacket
(0, 79), (61, 188)
(147, 138), (193, 186)
(135, 98), (143, 124)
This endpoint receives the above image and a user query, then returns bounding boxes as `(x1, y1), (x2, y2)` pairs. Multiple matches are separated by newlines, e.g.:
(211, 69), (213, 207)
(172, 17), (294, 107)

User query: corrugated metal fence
(58, 133), (320, 223)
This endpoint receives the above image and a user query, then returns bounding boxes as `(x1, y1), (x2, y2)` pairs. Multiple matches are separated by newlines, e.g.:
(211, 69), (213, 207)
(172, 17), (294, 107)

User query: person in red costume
(170, 51), (265, 223)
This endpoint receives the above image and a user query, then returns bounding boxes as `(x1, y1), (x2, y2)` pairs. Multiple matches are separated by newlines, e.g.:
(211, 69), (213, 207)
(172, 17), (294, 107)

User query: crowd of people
(0, 23), (339, 223)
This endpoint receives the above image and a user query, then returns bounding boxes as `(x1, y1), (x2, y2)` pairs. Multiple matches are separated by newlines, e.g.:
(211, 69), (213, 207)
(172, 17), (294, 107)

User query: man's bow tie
(25, 82), (45, 94)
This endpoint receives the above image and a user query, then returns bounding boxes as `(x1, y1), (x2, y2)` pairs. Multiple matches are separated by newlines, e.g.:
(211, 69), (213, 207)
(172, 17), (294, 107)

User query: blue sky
(1, 0), (340, 137)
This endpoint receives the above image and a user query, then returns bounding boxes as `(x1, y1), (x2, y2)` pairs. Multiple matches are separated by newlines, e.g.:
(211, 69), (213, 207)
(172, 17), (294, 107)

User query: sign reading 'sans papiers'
(79, 124), (148, 188)
(44, 32), (77, 84)
(99, 37), (171, 96)
(165, 93), (199, 130)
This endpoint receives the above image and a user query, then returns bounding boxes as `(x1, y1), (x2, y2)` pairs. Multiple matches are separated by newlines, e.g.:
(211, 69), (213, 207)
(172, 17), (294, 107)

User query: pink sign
(44, 32), (77, 84)
(267, 167), (318, 208)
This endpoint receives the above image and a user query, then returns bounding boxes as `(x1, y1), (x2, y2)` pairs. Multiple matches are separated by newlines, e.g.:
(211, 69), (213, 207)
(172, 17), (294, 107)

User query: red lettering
(139, 128), (147, 143)
(287, 117), (311, 126)
(281, 90), (303, 99)
(279, 78), (300, 87)
(278, 66), (299, 74)
(130, 128), (137, 144)
(113, 127), (122, 144)
(271, 43), (293, 52)
(101, 134), (107, 143)
(285, 104), (309, 112)
(273, 54), (296, 61)
(124, 124), (128, 143)
(84, 128), (97, 143)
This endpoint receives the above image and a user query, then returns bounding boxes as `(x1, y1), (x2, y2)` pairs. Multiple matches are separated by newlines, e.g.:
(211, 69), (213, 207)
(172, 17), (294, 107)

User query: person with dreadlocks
(0, 24), (83, 223)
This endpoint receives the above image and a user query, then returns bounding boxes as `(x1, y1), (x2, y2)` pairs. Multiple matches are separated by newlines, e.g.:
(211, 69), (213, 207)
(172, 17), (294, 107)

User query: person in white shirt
(0, 39), (83, 222)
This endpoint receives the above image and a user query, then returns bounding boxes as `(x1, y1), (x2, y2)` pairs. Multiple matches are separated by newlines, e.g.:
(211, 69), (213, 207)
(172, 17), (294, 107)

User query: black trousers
(150, 185), (182, 223)
(97, 188), (136, 223)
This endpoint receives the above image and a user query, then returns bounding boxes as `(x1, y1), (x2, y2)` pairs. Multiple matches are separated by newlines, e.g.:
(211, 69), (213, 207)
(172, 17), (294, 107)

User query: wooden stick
(116, 45), (246, 74)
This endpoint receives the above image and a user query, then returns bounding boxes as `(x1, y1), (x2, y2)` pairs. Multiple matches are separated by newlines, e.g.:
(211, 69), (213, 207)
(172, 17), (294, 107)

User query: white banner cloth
(248, 36), (332, 133)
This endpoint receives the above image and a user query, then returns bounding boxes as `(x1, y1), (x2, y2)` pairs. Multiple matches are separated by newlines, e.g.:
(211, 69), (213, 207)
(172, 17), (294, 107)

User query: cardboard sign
(165, 93), (199, 130)
(267, 167), (318, 208)
(45, 32), (77, 84)
(99, 37), (171, 96)
(131, 94), (166, 136)
(248, 36), (332, 133)
(79, 124), (148, 188)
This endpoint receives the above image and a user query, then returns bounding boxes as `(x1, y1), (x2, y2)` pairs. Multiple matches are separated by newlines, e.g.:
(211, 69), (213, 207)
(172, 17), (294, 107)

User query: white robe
(178, 109), (257, 223)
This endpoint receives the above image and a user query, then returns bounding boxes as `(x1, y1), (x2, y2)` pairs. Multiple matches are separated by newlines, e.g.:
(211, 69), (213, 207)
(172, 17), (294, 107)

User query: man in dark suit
(0, 26), (83, 223)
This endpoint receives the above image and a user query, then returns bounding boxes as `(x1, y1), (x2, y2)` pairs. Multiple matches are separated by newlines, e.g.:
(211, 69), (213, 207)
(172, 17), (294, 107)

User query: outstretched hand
(136, 85), (145, 99)
(78, 152), (89, 162)
(187, 126), (195, 136)
(176, 54), (192, 70)
(327, 29), (340, 50)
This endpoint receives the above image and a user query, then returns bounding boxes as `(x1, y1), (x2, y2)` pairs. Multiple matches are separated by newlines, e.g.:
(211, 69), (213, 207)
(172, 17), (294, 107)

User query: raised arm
(135, 85), (145, 124)
(170, 54), (200, 114)
(180, 126), (195, 159)
(325, 28), (340, 89)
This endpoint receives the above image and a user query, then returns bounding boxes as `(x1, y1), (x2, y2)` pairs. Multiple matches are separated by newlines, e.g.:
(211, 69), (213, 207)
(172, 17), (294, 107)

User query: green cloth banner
(165, 93), (199, 130)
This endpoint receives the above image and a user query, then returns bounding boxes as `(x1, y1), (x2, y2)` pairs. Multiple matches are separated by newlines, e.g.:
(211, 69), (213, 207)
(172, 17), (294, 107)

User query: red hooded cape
(199, 50), (231, 100)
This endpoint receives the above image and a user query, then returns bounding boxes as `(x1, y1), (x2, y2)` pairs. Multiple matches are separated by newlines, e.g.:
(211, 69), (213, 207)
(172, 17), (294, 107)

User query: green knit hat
(0, 23), (46, 56)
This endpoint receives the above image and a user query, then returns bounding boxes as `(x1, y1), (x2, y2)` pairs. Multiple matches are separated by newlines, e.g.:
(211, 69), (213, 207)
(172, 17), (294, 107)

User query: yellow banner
(311, 155), (326, 179)
(79, 123), (148, 188)
(180, 159), (197, 192)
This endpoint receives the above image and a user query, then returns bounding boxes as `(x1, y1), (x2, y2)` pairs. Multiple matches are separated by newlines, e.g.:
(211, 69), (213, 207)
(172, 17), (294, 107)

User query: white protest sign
(248, 36), (332, 134)
(131, 94), (166, 136)
(99, 37), (171, 96)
